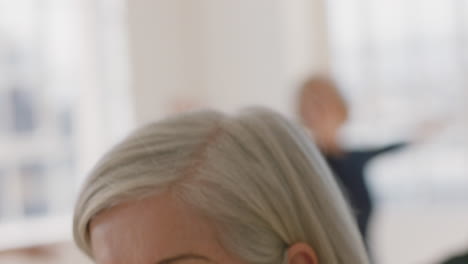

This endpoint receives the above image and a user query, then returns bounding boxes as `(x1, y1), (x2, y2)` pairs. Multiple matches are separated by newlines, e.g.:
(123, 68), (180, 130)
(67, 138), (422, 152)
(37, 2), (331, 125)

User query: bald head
(298, 77), (349, 153)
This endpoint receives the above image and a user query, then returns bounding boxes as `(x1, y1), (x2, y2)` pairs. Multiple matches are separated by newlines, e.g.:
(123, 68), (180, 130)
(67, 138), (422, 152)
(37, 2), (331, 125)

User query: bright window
(328, 0), (468, 204)
(0, 0), (132, 250)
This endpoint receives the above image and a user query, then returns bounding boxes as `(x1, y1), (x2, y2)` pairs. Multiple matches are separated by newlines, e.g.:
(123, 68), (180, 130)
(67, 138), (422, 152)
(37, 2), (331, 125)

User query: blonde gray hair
(73, 107), (369, 264)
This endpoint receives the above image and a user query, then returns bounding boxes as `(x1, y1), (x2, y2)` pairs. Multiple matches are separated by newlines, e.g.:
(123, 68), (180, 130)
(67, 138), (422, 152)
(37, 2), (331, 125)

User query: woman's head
(298, 77), (349, 152)
(74, 107), (368, 264)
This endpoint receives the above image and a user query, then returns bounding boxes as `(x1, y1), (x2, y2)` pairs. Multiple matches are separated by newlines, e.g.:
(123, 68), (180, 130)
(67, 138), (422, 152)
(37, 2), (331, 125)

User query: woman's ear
(286, 243), (319, 264)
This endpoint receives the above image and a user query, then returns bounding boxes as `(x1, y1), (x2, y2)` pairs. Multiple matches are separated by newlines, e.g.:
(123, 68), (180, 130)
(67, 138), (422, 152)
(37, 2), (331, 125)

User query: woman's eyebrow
(156, 253), (213, 264)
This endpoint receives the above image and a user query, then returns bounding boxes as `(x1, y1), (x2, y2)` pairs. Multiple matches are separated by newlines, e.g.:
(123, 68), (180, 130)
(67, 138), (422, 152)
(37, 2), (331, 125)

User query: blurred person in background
(73, 107), (370, 264)
(441, 251), (468, 264)
(443, 254), (468, 264)
(297, 76), (408, 253)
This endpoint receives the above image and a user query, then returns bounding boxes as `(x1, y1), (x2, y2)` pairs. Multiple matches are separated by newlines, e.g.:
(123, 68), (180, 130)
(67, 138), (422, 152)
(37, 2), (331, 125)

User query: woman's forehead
(89, 194), (219, 264)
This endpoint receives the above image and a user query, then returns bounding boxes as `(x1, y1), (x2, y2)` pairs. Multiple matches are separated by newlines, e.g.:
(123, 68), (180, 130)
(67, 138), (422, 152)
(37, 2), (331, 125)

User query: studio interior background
(0, 0), (467, 263)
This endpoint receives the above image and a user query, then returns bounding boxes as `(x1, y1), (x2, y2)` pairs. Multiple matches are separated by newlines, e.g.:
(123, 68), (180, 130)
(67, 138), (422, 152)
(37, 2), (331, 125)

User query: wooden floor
(0, 243), (91, 264)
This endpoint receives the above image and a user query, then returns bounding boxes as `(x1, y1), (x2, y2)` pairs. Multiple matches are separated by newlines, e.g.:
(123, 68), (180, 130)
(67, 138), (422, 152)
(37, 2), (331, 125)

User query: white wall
(77, 0), (133, 181)
(126, 0), (330, 124)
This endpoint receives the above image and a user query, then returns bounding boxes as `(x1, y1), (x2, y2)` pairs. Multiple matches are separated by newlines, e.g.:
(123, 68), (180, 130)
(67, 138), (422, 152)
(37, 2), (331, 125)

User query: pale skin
(90, 192), (318, 264)
(299, 78), (348, 156)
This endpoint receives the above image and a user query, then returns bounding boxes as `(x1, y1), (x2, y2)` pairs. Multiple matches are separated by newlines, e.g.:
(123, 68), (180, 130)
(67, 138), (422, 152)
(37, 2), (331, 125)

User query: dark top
(442, 252), (468, 264)
(326, 143), (407, 241)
